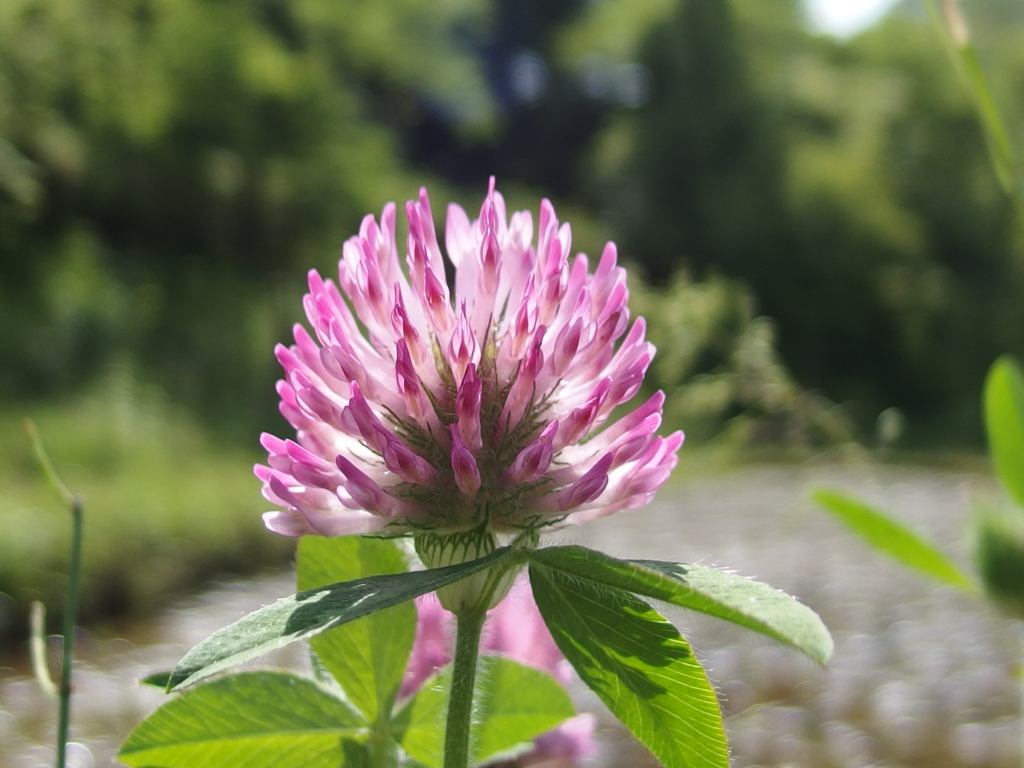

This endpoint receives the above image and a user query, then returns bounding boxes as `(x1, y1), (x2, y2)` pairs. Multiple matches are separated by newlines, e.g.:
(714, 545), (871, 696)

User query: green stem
(56, 497), (83, 768)
(369, 711), (397, 768)
(444, 606), (487, 768)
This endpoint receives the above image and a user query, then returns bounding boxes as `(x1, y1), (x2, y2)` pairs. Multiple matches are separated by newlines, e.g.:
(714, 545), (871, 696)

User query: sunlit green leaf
(119, 671), (364, 768)
(530, 565), (728, 768)
(527, 545), (832, 664)
(985, 355), (1024, 509)
(394, 657), (575, 768)
(297, 536), (415, 722)
(167, 547), (514, 690)
(812, 487), (977, 592)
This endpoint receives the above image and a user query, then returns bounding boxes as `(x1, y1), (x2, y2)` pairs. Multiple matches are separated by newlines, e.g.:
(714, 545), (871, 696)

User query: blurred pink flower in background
(402, 575), (597, 768)
(256, 179), (681, 539)
(517, 716), (598, 768)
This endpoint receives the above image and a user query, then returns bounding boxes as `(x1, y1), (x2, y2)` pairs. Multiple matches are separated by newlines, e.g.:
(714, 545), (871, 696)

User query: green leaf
(473, 656), (576, 763)
(393, 671), (446, 768)
(972, 504), (1024, 618)
(140, 671), (173, 689)
(527, 546), (832, 665)
(530, 565), (728, 768)
(985, 355), (1024, 509)
(119, 671), (365, 768)
(812, 487), (977, 592)
(297, 536), (416, 722)
(167, 546), (514, 691)
(341, 739), (372, 768)
(394, 657), (575, 768)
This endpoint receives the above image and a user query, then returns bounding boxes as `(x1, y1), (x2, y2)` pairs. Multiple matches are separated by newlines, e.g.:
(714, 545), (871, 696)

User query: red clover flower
(256, 180), (681, 605)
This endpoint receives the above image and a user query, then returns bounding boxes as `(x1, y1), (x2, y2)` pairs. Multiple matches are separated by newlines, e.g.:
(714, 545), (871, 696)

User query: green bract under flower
(256, 180), (682, 538)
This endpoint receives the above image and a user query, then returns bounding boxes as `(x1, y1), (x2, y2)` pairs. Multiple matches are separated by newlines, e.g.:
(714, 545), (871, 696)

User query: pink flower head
(401, 577), (597, 767)
(258, 180), (682, 537)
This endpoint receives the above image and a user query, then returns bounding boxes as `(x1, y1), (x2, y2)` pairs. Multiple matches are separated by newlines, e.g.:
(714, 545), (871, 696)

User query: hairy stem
(443, 606), (486, 768)
(57, 497), (83, 768)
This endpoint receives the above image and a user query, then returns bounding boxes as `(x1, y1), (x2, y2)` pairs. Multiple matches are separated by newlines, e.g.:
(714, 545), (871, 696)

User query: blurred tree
(781, 10), (1024, 440)
(0, 0), (490, 436)
(570, 0), (1024, 444)
(3, 0), (1024, 447)
(396, 0), (609, 197)
(611, 0), (790, 284)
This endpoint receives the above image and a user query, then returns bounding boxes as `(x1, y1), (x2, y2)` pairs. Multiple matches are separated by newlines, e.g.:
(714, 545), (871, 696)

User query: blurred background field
(1, 0), (1024, 689)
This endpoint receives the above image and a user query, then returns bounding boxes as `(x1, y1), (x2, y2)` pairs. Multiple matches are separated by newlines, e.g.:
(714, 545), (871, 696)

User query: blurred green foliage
(973, 503), (1024, 617)
(3, 0), (1024, 632)
(0, 0), (488, 436)
(574, 0), (1024, 444)
(630, 270), (852, 448)
(3, 0), (1023, 445)
(812, 355), (1024, 621)
(0, 367), (292, 642)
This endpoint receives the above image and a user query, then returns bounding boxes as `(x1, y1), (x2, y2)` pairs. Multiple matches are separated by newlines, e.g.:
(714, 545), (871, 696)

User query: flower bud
(415, 528), (518, 613)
